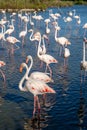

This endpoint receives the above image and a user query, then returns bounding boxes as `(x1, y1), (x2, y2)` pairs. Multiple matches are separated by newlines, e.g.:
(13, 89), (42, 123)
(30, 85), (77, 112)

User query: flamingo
(83, 23), (87, 37)
(19, 62), (56, 117)
(80, 38), (87, 81)
(19, 21), (28, 46)
(26, 55), (54, 83)
(32, 11), (43, 27)
(0, 60), (6, 82)
(44, 19), (50, 34)
(63, 16), (72, 30)
(39, 34), (48, 55)
(4, 19), (15, 35)
(63, 16), (72, 23)
(77, 17), (81, 25)
(4, 36), (20, 54)
(37, 33), (58, 77)
(73, 9), (80, 19)
(29, 29), (41, 42)
(55, 26), (71, 56)
(0, 25), (5, 41)
(29, 13), (34, 26)
(68, 11), (73, 17)
(63, 47), (70, 67)
(28, 29), (41, 49)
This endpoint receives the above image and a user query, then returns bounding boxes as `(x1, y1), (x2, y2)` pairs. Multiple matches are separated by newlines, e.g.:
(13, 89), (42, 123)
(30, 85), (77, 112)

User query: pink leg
(36, 96), (40, 114)
(0, 69), (6, 82)
(40, 61), (43, 68)
(84, 71), (86, 82)
(22, 37), (25, 47)
(42, 93), (46, 105)
(11, 45), (14, 54)
(48, 65), (52, 77)
(45, 65), (48, 73)
(33, 96), (37, 117)
(64, 58), (66, 67)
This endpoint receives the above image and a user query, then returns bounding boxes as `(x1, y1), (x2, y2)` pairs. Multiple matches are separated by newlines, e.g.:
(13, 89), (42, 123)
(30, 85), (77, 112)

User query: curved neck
(73, 10), (76, 17)
(27, 56), (33, 79)
(55, 28), (58, 41)
(25, 22), (27, 32)
(42, 37), (45, 47)
(30, 13), (32, 22)
(19, 63), (28, 91)
(42, 36), (46, 52)
(83, 41), (85, 62)
(11, 19), (14, 26)
(29, 30), (35, 41)
(37, 34), (42, 57)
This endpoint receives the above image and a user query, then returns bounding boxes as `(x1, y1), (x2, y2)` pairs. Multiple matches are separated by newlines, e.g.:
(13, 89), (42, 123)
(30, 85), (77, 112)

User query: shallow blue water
(0, 5), (87, 130)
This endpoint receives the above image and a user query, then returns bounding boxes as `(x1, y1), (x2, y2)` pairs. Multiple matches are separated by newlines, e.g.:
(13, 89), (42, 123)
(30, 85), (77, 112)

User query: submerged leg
(48, 65), (52, 77)
(0, 69), (6, 82)
(33, 96), (37, 117)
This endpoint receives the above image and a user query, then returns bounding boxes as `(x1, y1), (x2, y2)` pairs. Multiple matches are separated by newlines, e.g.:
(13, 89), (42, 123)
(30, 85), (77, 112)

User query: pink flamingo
(19, 62), (56, 117)
(5, 36), (20, 54)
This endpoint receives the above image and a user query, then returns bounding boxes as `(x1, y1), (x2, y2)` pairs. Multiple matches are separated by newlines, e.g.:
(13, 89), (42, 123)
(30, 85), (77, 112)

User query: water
(0, 5), (87, 130)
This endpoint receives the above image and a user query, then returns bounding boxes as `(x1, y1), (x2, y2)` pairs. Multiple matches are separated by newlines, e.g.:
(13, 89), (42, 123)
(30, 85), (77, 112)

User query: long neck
(83, 41), (85, 62)
(25, 22), (27, 32)
(42, 36), (46, 52)
(3, 25), (6, 40)
(29, 30), (35, 41)
(37, 35), (42, 58)
(19, 64), (28, 91)
(73, 10), (76, 17)
(26, 57), (33, 79)
(46, 23), (49, 32)
(30, 13), (32, 23)
(11, 19), (14, 26)
(55, 28), (58, 41)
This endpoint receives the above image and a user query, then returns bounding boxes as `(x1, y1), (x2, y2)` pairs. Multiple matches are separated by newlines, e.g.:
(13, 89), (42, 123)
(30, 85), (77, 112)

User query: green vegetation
(0, 0), (87, 11)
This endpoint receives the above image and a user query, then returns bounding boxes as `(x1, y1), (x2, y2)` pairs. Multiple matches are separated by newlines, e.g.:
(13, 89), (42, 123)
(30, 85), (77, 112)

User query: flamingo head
(26, 55), (33, 64)
(28, 29), (33, 32)
(43, 34), (49, 40)
(19, 63), (27, 73)
(0, 61), (6, 67)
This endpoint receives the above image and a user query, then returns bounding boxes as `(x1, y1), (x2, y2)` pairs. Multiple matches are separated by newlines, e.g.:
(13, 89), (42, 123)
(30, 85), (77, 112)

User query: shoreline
(0, 8), (36, 13)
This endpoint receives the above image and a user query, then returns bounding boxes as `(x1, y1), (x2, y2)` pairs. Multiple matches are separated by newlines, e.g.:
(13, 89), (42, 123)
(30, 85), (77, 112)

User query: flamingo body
(6, 36), (20, 44)
(26, 55), (54, 83)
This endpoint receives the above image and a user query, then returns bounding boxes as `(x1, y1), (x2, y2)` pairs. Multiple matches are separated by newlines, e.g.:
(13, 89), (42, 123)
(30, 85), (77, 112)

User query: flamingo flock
(0, 7), (87, 119)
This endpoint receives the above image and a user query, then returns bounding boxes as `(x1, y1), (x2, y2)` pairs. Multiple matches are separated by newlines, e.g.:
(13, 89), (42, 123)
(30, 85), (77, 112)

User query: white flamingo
(37, 32), (58, 77)
(55, 26), (71, 56)
(19, 62), (56, 117)
(83, 23), (87, 37)
(0, 25), (5, 41)
(80, 38), (87, 81)
(26, 55), (54, 83)
(44, 19), (50, 34)
(4, 19), (15, 35)
(63, 47), (70, 67)
(19, 21), (28, 46)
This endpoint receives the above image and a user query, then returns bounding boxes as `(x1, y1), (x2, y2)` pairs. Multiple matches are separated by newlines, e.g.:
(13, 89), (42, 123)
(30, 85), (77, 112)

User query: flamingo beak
(19, 65), (23, 73)
(44, 34), (48, 40)
(0, 61), (6, 67)
(26, 57), (29, 64)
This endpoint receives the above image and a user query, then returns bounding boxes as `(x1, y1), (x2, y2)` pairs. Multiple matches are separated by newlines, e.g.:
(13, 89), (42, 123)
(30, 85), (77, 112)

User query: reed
(0, 0), (87, 11)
